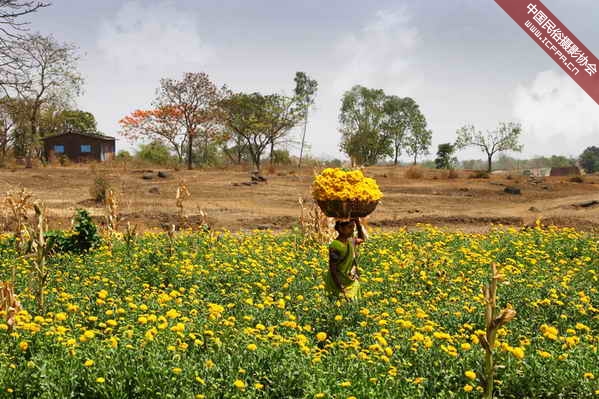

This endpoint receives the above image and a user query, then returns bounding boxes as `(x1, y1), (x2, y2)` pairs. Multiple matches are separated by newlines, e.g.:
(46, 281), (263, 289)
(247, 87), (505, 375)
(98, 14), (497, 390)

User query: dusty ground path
(0, 164), (598, 233)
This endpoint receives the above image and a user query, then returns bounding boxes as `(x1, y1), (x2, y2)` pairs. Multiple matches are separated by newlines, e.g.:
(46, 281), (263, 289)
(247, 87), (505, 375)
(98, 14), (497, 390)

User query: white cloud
(308, 8), (421, 159)
(77, 1), (213, 150)
(332, 9), (420, 94)
(94, 1), (213, 78)
(512, 70), (599, 157)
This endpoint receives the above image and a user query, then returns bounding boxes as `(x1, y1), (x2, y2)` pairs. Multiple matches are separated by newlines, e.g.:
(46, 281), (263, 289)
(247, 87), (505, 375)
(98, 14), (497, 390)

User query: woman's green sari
(324, 239), (361, 300)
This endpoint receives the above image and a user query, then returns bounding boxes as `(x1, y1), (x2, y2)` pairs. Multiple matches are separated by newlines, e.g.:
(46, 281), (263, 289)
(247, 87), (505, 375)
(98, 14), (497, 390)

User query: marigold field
(1, 225), (598, 398)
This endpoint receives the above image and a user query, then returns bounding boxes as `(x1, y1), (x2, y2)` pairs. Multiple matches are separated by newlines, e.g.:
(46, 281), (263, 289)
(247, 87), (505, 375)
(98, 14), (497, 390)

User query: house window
(80, 145), (91, 153)
(53, 145), (65, 153)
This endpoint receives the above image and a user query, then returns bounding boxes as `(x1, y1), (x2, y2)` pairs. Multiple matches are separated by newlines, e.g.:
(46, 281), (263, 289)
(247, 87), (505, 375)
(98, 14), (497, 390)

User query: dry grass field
(0, 163), (598, 233)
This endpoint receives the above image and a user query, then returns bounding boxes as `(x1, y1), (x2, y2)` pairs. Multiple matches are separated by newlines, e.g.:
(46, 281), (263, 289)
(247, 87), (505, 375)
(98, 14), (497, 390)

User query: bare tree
(5, 34), (81, 160)
(0, 1), (51, 91)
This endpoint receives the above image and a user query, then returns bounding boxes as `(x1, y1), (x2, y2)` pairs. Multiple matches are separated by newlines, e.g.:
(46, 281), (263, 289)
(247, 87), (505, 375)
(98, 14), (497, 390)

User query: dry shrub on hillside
(439, 169), (459, 179)
(469, 170), (490, 179)
(90, 173), (111, 203)
(405, 165), (424, 179)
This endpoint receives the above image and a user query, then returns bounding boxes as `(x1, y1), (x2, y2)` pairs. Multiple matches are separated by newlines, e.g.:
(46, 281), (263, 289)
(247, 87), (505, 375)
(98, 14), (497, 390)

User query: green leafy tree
(455, 122), (523, 173)
(136, 140), (176, 166)
(404, 114), (432, 165)
(435, 143), (457, 169)
(339, 85), (392, 166)
(579, 146), (599, 173)
(60, 110), (97, 132)
(219, 92), (303, 171)
(382, 96), (426, 165)
(294, 72), (318, 168)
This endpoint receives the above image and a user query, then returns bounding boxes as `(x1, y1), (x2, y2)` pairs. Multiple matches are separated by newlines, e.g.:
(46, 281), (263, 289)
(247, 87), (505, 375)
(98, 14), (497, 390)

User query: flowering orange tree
(119, 106), (187, 162)
(120, 72), (225, 169)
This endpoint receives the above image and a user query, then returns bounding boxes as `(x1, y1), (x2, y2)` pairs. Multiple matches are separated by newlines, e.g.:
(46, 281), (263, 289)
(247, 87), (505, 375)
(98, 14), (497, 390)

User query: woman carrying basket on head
(324, 218), (368, 300)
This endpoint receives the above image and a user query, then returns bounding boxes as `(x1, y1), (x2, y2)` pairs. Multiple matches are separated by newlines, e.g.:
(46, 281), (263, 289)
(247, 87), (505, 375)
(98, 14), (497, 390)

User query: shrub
(136, 141), (177, 166)
(116, 150), (133, 161)
(90, 173), (110, 203)
(48, 209), (100, 253)
(469, 170), (490, 179)
(405, 165), (424, 179)
(270, 150), (292, 166)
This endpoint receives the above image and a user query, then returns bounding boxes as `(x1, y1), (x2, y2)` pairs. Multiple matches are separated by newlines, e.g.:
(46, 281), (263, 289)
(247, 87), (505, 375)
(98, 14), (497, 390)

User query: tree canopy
(455, 122), (523, 172)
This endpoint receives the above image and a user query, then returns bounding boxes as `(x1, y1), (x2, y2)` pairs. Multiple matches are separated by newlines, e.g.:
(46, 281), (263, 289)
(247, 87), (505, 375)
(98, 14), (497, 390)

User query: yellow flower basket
(312, 168), (382, 218)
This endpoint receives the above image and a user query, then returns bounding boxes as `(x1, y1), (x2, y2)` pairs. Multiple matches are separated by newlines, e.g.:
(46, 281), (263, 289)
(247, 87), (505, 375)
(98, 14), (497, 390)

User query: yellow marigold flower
(96, 377), (105, 383)
(339, 381), (351, 387)
(464, 371), (476, 380)
(84, 360), (94, 367)
(254, 382), (264, 390)
(233, 379), (246, 390)
(537, 350), (552, 358)
(247, 343), (257, 351)
(165, 309), (179, 319)
(583, 372), (594, 379)
(19, 341), (28, 351)
(511, 347), (525, 360)
(463, 384), (474, 392)
(314, 394), (326, 399)
(172, 368), (182, 374)
(413, 377), (424, 384)
(316, 332), (327, 342)
(55, 312), (67, 322)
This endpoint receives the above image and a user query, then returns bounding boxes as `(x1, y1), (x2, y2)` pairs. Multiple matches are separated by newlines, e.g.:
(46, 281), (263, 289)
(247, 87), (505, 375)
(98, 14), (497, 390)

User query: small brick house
(42, 131), (116, 162)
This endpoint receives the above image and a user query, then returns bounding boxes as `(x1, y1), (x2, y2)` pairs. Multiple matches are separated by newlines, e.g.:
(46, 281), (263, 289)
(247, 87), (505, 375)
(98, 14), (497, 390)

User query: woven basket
(316, 199), (378, 219)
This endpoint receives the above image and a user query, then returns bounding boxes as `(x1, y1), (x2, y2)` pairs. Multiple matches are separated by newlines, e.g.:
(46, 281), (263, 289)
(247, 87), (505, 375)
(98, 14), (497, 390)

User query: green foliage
(47, 209), (100, 253)
(434, 143), (458, 169)
(59, 110), (98, 132)
(115, 150), (132, 161)
(455, 122), (523, 172)
(579, 146), (599, 173)
(0, 227), (597, 398)
(339, 85), (393, 165)
(219, 92), (304, 171)
(270, 149), (292, 166)
(136, 140), (177, 166)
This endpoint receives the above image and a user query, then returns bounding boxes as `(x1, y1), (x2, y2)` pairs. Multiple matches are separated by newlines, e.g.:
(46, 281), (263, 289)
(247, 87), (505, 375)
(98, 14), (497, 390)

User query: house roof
(41, 131), (116, 141)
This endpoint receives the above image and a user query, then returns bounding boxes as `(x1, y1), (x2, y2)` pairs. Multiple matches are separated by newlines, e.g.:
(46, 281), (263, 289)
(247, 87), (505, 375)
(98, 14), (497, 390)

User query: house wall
(43, 135), (115, 162)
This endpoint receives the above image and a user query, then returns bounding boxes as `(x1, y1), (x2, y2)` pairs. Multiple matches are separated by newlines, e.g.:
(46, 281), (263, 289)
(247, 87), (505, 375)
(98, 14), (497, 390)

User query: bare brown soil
(1, 164), (598, 233)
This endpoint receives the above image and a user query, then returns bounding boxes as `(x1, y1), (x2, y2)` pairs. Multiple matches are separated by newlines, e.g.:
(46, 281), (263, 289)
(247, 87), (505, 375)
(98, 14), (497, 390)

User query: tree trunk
(269, 140), (274, 166)
(204, 134), (209, 165)
(298, 109), (308, 168)
(413, 152), (417, 165)
(187, 133), (193, 170)
(487, 154), (493, 173)
(394, 149), (399, 166)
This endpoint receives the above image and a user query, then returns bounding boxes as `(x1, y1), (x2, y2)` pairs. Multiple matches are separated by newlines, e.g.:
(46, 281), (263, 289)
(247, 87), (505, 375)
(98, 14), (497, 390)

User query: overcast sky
(29, 0), (599, 161)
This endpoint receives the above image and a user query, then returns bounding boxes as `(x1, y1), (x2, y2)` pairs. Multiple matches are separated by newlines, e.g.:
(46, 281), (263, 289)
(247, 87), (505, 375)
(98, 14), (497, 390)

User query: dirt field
(1, 164), (598, 233)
